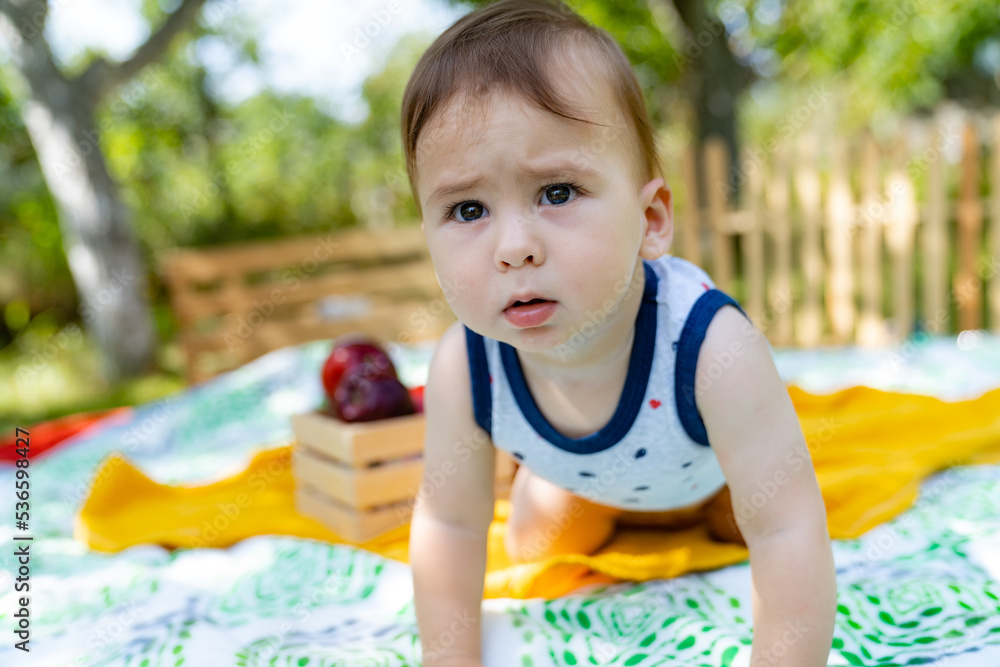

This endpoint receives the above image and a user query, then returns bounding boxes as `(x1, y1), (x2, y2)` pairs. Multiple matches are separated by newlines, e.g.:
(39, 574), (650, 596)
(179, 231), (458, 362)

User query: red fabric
(1, 407), (132, 462)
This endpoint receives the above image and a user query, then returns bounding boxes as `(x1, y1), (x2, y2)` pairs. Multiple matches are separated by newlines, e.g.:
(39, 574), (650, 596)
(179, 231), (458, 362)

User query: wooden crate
(291, 410), (517, 543)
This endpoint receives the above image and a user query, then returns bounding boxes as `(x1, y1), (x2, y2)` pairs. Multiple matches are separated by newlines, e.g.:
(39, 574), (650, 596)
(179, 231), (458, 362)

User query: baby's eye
(541, 183), (578, 206)
(453, 201), (485, 222)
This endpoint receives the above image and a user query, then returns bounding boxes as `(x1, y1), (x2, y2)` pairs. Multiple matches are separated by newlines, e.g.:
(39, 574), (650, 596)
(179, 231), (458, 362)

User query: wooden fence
(670, 110), (1000, 348)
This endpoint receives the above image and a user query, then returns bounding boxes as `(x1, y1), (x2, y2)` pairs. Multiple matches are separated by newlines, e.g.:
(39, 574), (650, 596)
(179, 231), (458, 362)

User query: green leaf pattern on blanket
(512, 577), (753, 665)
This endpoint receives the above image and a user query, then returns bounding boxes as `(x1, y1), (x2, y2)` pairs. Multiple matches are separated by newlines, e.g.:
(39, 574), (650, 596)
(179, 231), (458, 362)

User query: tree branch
(668, 0), (754, 200)
(0, 0), (49, 35)
(0, 0), (71, 97)
(670, 0), (752, 91)
(77, 0), (208, 98)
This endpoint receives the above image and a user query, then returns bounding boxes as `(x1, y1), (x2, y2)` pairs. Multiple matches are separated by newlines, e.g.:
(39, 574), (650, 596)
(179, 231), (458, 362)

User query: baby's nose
(495, 219), (544, 269)
(497, 245), (542, 269)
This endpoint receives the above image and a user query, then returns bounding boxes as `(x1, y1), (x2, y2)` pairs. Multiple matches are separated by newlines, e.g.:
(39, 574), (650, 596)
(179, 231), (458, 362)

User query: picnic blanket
(3, 334), (1000, 666)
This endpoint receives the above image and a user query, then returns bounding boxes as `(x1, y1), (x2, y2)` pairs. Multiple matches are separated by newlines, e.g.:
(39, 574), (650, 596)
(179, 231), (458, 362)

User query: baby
(401, 1), (836, 665)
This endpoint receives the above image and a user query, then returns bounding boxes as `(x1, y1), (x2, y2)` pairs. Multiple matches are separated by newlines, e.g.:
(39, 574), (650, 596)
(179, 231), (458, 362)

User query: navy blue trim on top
(674, 289), (750, 447)
(498, 261), (659, 455)
(464, 325), (493, 436)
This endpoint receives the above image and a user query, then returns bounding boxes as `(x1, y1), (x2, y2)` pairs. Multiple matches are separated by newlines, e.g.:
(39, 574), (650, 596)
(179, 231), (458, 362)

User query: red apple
(321, 337), (397, 404)
(408, 385), (425, 413)
(332, 366), (415, 422)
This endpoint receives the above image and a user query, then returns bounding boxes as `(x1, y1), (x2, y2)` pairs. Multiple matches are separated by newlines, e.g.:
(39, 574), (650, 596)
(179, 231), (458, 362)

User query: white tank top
(464, 255), (752, 511)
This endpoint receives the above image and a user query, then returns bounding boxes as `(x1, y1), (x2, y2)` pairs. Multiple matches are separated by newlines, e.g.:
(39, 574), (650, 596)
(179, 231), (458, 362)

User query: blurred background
(2, 0), (999, 434)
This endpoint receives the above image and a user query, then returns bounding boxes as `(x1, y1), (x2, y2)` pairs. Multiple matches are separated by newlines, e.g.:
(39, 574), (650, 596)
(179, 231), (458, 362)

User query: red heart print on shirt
(649, 399), (661, 409)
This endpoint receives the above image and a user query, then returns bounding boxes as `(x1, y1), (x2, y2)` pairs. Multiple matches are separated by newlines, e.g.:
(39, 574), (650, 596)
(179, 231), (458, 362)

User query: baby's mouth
(509, 298), (549, 308)
(502, 297), (558, 327)
(505, 298), (557, 314)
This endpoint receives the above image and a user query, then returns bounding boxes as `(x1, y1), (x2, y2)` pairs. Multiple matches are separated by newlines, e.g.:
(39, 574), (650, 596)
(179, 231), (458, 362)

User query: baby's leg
(701, 485), (747, 547)
(503, 465), (623, 563)
(604, 484), (748, 546)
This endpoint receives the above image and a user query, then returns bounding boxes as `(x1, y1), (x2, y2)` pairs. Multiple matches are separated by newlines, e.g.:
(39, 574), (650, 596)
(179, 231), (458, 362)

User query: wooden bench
(159, 225), (455, 384)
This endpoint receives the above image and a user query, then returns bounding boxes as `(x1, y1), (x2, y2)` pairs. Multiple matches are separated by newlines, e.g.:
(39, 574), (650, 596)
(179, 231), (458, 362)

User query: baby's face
(415, 84), (668, 354)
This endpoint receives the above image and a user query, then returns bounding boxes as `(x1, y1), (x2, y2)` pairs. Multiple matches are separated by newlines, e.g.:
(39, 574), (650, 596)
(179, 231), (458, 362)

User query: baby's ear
(639, 177), (674, 260)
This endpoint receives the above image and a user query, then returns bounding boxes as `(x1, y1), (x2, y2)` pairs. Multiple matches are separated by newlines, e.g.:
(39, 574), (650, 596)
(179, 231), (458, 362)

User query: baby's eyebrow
(427, 163), (603, 207)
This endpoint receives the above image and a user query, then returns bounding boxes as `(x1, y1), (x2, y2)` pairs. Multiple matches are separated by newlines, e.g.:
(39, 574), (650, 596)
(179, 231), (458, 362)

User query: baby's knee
(504, 504), (563, 563)
(504, 505), (618, 563)
(704, 495), (747, 547)
(503, 515), (549, 563)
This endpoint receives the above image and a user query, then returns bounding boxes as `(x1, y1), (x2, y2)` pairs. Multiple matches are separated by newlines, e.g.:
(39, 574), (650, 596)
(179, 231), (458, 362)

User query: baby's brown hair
(400, 0), (664, 216)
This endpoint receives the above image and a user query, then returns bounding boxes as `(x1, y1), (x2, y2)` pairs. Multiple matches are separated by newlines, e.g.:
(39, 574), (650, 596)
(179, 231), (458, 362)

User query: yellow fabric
(75, 384), (1000, 600)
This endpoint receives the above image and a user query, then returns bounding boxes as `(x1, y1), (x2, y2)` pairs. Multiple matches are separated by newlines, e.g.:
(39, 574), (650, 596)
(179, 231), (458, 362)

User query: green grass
(0, 318), (187, 436)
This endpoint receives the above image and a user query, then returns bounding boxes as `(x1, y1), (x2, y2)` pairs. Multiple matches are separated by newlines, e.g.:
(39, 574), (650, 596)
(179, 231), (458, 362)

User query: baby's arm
(410, 321), (496, 667)
(695, 306), (837, 667)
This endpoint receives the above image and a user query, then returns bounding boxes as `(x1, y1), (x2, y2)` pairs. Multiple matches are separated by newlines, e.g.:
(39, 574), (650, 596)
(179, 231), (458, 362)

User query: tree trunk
(1, 0), (207, 381)
(670, 0), (753, 205)
(19, 85), (156, 381)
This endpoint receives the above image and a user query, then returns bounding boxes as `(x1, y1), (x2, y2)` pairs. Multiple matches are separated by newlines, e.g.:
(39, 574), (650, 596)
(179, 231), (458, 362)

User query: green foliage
(0, 315), (186, 436)
(736, 0), (1000, 139)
